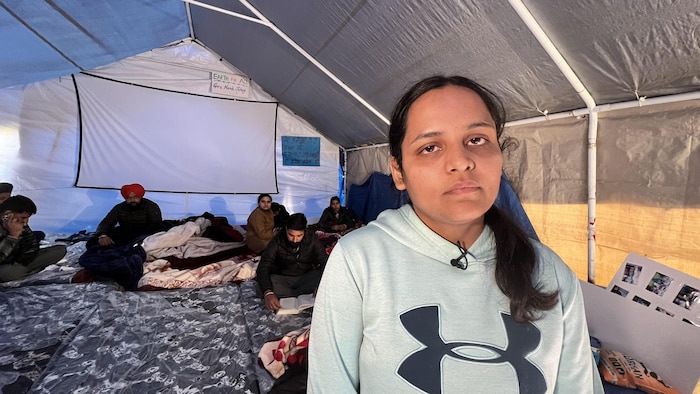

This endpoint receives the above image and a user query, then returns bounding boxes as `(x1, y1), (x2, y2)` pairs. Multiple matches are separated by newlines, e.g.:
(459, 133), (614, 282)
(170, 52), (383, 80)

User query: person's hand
(98, 235), (114, 246)
(264, 291), (281, 312)
(2, 214), (24, 239)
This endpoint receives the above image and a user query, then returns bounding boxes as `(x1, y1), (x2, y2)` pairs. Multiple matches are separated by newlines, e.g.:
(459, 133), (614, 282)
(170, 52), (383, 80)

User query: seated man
(317, 195), (360, 232)
(87, 183), (162, 248)
(256, 213), (328, 312)
(0, 195), (67, 282)
(0, 182), (45, 241)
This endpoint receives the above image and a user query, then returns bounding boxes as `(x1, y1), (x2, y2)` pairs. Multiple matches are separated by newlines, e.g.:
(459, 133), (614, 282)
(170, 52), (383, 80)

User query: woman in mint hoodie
(308, 76), (603, 394)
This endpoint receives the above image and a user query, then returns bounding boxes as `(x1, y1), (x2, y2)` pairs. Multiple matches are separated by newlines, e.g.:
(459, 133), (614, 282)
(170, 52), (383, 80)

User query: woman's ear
(390, 157), (406, 191)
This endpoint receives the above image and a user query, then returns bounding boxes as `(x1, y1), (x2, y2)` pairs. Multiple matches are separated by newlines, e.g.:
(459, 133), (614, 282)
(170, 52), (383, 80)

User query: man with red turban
(88, 183), (163, 248)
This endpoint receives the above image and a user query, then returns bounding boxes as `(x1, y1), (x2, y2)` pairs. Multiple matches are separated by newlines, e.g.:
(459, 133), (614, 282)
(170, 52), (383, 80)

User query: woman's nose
(447, 146), (475, 172)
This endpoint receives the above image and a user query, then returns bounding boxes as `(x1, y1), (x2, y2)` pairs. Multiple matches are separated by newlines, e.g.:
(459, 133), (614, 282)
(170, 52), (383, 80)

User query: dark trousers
(0, 245), (67, 282)
(86, 227), (147, 249)
(269, 270), (322, 298)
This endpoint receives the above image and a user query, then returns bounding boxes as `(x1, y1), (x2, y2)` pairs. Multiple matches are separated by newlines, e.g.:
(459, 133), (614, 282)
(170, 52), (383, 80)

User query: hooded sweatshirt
(308, 204), (603, 394)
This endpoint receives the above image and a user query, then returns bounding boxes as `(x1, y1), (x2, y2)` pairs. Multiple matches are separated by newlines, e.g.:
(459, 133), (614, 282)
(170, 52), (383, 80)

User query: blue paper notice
(282, 136), (320, 166)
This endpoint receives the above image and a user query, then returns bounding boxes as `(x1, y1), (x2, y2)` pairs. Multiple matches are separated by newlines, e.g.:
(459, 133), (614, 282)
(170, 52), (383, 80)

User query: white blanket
(142, 217), (246, 260)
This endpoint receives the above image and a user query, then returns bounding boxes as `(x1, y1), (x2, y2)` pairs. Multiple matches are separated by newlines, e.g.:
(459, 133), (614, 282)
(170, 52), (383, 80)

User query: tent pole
(183, 0), (389, 126)
(341, 147), (348, 205)
(184, 2), (194, 38)
(587, 113), (599, 283)
(508, 0), (598, 283)
(507, 90), (700, 127)
(508, 0), (596, 109)
(237, 0), (390, 125)
(345, 143), (389, 152)
(181, 0), (268, 25)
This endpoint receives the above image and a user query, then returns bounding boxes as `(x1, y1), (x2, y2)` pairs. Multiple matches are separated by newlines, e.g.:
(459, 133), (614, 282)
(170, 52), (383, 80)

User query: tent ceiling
(0, 0), (189, 88)
(2, 0), (699, 148)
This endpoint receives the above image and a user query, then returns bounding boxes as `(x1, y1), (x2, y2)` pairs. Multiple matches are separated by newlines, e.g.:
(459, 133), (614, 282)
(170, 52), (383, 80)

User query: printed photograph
(611, 285), (629, 298)
(632, 295), (651, 307)
(673, 285), (700, 311)
(681, 318), (700, 328)
(622, 263), (643, 285)
(645, 272), (673, 296)
(655, 306), (675, 317)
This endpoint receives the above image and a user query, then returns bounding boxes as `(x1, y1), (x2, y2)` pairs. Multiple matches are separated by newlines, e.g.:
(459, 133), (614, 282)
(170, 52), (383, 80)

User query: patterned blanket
(138, 254), (260, 290)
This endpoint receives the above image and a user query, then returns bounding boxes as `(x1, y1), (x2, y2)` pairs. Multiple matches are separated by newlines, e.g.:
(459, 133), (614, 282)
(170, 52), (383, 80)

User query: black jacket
(256, 229), (328, 293)
(96, 198), (162, 238)
(0, 226), (39, 266)
(317, 206), (357, 232)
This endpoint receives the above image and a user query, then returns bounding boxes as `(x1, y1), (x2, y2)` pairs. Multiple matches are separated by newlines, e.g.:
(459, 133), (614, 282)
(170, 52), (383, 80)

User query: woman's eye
(468, 137), (486, 145)
(421, 145), (438, 153)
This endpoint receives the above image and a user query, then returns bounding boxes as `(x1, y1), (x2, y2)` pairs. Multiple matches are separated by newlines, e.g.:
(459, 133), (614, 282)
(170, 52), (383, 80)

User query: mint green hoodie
(308, 204), (603, 393)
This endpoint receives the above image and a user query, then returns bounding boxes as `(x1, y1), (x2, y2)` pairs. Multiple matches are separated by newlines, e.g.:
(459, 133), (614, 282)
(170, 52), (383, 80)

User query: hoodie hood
(367, 204), (497, 268)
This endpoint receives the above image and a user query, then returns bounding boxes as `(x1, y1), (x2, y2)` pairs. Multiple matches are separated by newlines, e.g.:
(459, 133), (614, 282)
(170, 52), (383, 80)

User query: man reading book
(256, 213), (328, 312)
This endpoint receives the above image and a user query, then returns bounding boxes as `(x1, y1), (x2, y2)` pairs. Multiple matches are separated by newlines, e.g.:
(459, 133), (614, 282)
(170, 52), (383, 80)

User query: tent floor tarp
(0, 235), (311, 393)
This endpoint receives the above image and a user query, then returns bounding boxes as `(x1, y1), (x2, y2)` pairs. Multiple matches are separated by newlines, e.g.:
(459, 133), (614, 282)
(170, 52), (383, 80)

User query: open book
(277, 293), (315, 315)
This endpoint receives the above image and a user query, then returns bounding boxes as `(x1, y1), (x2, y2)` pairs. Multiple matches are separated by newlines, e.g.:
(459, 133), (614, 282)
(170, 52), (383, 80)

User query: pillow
(598, 349), (680, 394)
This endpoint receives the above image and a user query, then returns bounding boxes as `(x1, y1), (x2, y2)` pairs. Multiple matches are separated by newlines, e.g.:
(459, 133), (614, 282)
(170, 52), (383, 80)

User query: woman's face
(390, 85), (502, 237)
(258, 196), (272, 211)
(331, 199), (341, 213)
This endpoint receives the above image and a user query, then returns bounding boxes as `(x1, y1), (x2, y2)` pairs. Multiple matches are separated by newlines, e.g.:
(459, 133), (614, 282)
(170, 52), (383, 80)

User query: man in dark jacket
(0, 195), (67, 282)
(87, 183), (162, 248)
(257, 213), (328, 312)
(0, 182), (45, 241)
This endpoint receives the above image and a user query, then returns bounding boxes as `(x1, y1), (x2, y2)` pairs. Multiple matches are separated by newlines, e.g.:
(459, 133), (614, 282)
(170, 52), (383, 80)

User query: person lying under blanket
(74, 215), (247, 290)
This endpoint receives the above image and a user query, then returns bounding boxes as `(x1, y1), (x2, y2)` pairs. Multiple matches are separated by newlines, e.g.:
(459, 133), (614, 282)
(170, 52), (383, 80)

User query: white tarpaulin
(75, 73), (278, 193)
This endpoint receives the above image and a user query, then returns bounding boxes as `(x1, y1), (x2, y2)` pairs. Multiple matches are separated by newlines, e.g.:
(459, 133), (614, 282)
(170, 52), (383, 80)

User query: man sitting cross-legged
(256, 213), (328, 312)
(0, 195), (67, 282)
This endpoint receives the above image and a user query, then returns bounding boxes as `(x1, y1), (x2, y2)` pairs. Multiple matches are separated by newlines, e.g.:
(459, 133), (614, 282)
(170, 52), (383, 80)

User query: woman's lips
(446, 183), (479, 194)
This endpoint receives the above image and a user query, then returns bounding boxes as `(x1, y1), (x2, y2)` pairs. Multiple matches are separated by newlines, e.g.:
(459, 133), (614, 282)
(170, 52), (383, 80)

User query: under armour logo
(398, 305), (545, 393)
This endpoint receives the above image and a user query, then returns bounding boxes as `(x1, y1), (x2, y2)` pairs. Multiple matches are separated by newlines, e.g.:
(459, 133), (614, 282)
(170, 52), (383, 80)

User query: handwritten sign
(282, 136), (320, 166)
(210, 72), (250, 98)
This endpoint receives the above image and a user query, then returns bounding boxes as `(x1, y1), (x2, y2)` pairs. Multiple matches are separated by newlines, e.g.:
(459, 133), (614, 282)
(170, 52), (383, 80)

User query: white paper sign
(210, 72), (250, 98)
(607, 253), (700, 328)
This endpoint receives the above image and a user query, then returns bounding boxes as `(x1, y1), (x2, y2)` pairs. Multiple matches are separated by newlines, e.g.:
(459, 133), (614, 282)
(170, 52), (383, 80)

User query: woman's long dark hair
(389, 75), (558, 323)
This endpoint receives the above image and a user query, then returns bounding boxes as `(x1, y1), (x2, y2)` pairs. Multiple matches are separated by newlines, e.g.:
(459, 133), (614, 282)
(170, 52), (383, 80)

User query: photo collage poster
(606, 253), (700, 328)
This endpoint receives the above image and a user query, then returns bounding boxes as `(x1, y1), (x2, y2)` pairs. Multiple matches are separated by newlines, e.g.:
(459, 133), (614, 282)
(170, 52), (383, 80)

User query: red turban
(120, 183), (145, 199)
